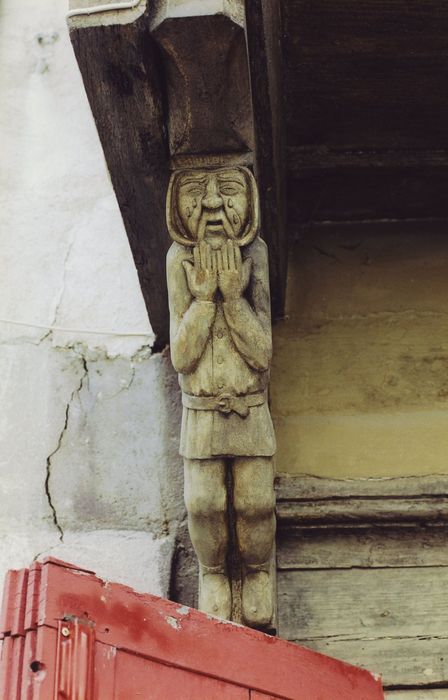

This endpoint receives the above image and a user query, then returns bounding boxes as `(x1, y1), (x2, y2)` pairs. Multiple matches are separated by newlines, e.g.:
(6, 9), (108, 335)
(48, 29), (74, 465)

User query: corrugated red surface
(0, 558), (385, 699)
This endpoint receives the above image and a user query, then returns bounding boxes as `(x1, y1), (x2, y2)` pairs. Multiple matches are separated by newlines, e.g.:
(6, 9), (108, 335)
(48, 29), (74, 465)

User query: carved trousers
(183, 456), (276, 571)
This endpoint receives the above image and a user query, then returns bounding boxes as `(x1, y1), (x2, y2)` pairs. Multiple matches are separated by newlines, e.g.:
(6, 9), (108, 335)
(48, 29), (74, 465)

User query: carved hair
(166, 166), (259, 247)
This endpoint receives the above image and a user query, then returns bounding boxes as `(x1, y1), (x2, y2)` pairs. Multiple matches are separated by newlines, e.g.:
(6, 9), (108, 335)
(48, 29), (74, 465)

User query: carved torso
(167, 237), (276, 459)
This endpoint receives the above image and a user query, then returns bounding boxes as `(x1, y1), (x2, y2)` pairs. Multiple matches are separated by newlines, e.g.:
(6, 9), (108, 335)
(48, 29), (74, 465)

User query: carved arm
(167, 244), (216, 374)
(222, 240), (272, 372)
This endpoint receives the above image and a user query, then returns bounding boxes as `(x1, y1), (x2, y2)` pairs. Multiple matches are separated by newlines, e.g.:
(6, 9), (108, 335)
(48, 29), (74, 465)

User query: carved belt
(182, 391), (266, 418)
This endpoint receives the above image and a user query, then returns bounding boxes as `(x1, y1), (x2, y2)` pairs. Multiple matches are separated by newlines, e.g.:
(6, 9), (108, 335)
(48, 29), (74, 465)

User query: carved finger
(200, 241), (207, 271)
(197, 216), (207, 243)
(222, 216), (234, 240)
(234, 244), (242, 273)
(227, 240), (235, 271)
(193, 245), (200, 270)
(216, 248), (223, 272)
(182, 260), (194, 286)
(221, 243), (229, 271)
(206, 243), (213, 272)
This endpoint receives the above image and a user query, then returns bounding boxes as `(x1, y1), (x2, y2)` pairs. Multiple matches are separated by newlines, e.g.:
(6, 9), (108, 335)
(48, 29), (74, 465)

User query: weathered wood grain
(285, 60), (448, 151)
(284, 0), (448, 150)
(279, 567), (448, 641)
(283, 0), (448, 222)
(288, 169), (448, 223)
(387, 692), (448, 699)
(299, 635), (448, 689)
(70, 15), (171, 349)
(288, 148), (448, 175)
(276, 474), (448, 500)
(276, 475), (448, 525)
(277, 497), (448, 525)
(285, 0), (448, 57)
(245, 0), (288, 321)
(278, 526), (448, 570)
(278, 566), (448, 686)
(151, 6), (253, 157)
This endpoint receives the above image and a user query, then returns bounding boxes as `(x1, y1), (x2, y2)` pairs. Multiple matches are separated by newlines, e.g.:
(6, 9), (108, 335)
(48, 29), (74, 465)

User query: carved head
(167, 166), (259, 249)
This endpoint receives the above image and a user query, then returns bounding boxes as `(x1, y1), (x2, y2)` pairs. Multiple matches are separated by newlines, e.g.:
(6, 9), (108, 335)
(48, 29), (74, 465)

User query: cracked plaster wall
(0, 0), (184, 595)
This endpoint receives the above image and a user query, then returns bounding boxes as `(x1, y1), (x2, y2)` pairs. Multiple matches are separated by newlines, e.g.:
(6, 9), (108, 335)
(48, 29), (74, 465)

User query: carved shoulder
(244, 236), (268, 271)
(166, 241), (192, 270)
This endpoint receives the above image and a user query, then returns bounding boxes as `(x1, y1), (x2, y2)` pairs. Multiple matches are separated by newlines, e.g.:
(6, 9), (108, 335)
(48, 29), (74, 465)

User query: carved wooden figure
(166, 166), (276, 629)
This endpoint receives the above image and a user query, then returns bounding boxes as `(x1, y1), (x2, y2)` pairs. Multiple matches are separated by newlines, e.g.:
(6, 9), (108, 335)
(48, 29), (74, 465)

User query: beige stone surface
(0, 0), (184, 598)
(271, 220), (448, 477)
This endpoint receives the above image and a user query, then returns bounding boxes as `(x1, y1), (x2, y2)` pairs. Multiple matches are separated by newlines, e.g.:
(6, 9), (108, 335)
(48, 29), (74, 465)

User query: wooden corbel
(67, 0), (287, 344)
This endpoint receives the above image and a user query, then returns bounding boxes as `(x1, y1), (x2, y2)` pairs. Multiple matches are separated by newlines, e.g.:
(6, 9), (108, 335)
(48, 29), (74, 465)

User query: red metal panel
(0, 636), (13, 698)
(0, 635), (24, 700)
(93, 641), (116, 700)
(36, 558), (384, 700)
(114, 649), (250, 700)
(54, 619), (95, 700)
(20, 629), (37, 700)
(22, 626), (58, 700)
(0, 558), (385, 699)
(0, 569), (29, 639)
(24, 564), (42, 633)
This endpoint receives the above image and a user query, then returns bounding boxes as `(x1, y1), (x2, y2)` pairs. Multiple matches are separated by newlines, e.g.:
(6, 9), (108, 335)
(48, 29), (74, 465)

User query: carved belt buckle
(217, 393), (232, 414)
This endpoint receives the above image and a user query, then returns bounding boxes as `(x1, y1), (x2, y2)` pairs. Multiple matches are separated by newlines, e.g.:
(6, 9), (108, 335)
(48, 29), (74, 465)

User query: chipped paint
(166, 615), (181, 630)
(176, 605), (190, 616)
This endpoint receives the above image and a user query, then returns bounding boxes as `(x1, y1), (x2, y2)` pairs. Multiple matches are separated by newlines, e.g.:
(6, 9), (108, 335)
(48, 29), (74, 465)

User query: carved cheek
(178, 197), (197, 237)
(233, 196), (249, 235)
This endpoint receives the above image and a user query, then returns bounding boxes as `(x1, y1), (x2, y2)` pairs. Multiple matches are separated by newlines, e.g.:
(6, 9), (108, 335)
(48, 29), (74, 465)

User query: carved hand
(182, 242), (218, 301)
(216, 240), (252, 301)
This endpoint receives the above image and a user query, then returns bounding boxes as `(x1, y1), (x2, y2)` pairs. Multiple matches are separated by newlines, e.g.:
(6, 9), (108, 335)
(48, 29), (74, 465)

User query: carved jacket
(167, 237), (276, 459)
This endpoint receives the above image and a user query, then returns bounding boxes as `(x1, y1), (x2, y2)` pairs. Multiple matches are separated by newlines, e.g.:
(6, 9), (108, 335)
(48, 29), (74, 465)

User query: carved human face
(176, 168), (250, 249)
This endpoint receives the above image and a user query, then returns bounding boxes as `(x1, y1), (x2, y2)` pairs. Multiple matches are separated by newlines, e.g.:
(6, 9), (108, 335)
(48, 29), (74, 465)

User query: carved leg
(232, 456), (276, 628)
(183, 458), (231, 619)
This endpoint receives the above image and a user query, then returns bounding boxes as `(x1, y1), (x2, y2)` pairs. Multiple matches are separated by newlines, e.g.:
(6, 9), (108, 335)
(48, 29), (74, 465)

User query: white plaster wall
(0, 0), (184, 595)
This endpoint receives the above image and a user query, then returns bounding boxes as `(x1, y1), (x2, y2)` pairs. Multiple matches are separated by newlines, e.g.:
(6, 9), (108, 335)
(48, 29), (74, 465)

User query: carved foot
(242, 570), (273, 628)
(199, 568), (232, 620)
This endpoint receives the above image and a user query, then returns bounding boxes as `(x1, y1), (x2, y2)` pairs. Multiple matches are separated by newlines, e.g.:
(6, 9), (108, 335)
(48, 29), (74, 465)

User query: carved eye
(220, 186), (238, 196)
(187, 186), (203, 196)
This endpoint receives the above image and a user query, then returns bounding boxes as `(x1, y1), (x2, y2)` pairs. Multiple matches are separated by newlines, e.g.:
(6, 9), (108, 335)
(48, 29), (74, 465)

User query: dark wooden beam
(284, 0), (448, 152)
(150, 5), (253, 159)
(283, 0), (448, 223)
(288, 147), (448, 175)
(69, 7), (171, 350)
(245, 0), (288, 321)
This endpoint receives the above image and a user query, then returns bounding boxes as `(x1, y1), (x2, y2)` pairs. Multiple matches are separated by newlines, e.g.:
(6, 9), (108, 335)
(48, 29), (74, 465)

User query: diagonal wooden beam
(68, 2), (171, 349)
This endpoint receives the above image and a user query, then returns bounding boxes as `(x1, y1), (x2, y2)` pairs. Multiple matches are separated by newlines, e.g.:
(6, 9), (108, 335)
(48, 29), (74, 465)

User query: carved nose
(203, 195), (222, 209)
(202, 181), (223, 210)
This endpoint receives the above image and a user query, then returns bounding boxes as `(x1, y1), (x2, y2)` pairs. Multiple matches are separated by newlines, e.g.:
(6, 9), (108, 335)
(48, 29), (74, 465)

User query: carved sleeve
(223, 240), (272, 372)
(167, 245), (216, 374)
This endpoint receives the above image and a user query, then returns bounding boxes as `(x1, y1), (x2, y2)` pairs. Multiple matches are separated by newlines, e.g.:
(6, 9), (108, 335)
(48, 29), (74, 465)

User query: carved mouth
(206, 218), (223, 228)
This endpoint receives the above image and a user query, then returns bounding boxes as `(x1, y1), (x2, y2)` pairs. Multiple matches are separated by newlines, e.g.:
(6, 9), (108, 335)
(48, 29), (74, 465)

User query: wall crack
(44, 356), (88, 541)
